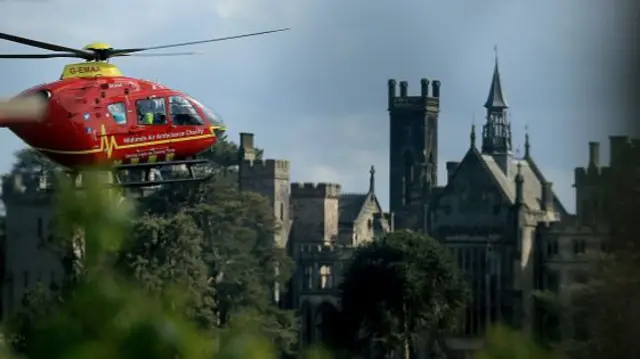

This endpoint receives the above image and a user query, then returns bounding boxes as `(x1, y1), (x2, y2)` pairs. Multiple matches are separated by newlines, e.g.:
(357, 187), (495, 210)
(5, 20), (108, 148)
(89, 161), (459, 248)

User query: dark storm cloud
(0, 0), (622, 211)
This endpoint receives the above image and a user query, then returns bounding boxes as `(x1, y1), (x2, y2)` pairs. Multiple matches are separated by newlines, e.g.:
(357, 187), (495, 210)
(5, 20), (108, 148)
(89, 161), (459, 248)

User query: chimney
(239, 132), (256, 161)
(446, 161), (459, 183)
(588, 141), (600, 168)
(541, 181), (554, 211)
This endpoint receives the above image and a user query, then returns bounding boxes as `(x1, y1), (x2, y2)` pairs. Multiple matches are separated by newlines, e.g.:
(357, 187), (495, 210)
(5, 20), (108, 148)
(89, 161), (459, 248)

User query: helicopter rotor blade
(0, 32), (93, 58)
(0, 53), (84, 59)
(110, 28), (290, 56)
(0, 95), (47, 124)
(114, 51), (203, 57)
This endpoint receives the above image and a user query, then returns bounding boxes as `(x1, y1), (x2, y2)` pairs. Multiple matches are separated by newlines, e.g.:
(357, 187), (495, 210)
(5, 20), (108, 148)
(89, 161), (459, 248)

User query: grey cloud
(0, 0), (623, 212)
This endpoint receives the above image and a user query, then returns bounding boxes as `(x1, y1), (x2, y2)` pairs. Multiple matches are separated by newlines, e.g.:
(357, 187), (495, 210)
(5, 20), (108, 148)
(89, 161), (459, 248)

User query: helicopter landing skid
(112, 159), (213, 188)
(66, 159), (214, 189)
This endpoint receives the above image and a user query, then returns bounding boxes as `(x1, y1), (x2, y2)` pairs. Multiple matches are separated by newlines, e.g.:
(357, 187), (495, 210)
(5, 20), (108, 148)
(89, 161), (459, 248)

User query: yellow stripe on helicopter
(34, 125), (222, 158)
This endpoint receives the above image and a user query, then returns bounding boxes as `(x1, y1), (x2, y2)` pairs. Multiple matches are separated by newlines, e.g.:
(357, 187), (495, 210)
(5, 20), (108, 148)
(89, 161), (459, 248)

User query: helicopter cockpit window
(169, 96), (204, 126)
(189, 97), (225, 127)
(107, 103), (127, 125)
(136, 98), (167, 125)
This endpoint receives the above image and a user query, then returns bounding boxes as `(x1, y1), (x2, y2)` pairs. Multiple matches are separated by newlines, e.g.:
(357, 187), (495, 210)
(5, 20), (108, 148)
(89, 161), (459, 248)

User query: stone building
(534, 137), (634, 350)
(236, 132), (393, 346)
(388, 57), (569, 357)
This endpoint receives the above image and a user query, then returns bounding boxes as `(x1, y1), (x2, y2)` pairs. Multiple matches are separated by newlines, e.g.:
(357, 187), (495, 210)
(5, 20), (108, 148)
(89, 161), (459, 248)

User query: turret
(387, 79), (396, 109)
(399, 81), (408, 97)
(420, 78), (429, 97)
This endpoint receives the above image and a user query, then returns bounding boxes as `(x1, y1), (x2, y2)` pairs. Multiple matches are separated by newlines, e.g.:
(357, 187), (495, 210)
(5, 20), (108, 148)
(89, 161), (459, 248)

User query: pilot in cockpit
(137, 100), (155, 125)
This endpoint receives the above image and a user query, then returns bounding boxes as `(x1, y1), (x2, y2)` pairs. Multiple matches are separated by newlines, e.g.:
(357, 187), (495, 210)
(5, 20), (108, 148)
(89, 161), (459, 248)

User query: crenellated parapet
(388, 78), (440, 112)
(290, 182), (341, 199)
(239, 159), (290, 180)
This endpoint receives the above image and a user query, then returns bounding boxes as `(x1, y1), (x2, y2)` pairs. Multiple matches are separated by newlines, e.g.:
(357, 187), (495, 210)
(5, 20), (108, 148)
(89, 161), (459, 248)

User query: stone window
(319, 265), (333, 289)
(304, 266), (313, 289)
(572, 239), (586, 254)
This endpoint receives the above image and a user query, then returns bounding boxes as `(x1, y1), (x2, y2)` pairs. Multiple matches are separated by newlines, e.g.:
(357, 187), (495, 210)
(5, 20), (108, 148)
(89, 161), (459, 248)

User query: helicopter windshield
(188, 97), (225, 128)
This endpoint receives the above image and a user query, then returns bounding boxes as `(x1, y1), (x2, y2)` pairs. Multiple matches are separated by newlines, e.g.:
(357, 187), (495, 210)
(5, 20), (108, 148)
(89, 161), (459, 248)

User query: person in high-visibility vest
(143, 112), (154, 124)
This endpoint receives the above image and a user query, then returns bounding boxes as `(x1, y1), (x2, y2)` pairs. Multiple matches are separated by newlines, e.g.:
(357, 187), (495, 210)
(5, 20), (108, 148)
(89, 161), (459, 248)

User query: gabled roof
(436, 146), (567, 215)
(480, 154), (567, 214)
(338, 192), (383, 224)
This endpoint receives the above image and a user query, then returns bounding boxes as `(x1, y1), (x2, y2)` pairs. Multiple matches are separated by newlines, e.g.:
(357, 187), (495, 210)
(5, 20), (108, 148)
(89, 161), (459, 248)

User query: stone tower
(238, 133), (292, 249)
(237, 133), (291, 305)
(0, 173), (65, 321)
(388, 78), (441, 230)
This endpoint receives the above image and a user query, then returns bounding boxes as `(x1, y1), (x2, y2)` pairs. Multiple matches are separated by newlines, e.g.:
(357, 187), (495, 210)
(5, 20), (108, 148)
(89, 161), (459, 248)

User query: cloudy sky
(0, 0), (630, 212)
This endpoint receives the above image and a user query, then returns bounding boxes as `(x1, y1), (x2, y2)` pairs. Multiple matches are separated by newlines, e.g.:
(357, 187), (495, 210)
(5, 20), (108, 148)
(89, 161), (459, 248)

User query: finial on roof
(369, 165), (375, 194)
(494, 44), (499, 63)
(470, 123), (476, 149)
(524, 125), (530, 158)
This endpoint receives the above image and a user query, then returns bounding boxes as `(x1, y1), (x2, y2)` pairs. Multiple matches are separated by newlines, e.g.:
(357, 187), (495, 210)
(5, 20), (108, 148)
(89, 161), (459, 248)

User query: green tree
(139, 137), (298, 355)
(10, 148), (60, 174)
(6, 282), (62, 353)
(118, 212), (217, 331)
(187, 182), (298, 354)
(336, 230), (469, 359)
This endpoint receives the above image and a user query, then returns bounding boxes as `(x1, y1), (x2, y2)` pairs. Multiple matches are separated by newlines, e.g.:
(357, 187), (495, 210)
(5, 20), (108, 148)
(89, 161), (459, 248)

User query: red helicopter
(0, 28), (289, 187)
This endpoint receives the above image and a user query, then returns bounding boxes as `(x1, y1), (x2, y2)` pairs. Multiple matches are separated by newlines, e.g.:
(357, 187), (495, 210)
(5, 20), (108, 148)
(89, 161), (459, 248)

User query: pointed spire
(524, 125), (530, 158)
(484, 46), (508, 109)
(369, 165), (375, 194)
